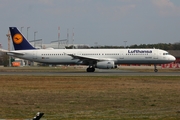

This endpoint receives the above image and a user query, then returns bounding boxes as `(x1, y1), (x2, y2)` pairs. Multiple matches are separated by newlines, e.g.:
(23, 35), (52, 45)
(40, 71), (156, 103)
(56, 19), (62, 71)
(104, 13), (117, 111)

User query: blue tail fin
(9, 27), (35, 50)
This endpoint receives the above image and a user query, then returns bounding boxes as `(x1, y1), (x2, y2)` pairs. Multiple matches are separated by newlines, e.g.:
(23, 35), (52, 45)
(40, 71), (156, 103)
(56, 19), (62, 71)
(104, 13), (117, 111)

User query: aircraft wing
(66, 53), (116, 61)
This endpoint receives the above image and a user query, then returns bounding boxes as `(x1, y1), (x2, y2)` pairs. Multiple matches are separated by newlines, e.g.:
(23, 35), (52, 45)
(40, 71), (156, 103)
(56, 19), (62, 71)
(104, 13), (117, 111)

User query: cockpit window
(163, 53), (170, 55)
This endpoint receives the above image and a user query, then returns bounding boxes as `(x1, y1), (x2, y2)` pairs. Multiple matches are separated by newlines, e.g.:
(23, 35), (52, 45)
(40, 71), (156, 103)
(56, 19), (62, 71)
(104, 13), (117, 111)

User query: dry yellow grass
(0, 75), (180, 120)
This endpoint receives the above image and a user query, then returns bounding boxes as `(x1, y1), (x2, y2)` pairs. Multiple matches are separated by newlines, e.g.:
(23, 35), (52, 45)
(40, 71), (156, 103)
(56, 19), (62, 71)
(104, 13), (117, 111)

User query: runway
(0, 69), (179, 76)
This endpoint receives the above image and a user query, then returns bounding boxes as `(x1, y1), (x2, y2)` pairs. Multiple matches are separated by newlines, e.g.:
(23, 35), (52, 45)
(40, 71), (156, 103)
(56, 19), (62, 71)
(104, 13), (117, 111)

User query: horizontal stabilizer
(7, 51), (25, 56)
(0, 48), (9, 53)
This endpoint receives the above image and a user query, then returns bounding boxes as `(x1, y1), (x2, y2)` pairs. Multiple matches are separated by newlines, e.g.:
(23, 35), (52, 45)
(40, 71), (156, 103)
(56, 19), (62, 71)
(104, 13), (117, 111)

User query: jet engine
(96, 61), (117, 69)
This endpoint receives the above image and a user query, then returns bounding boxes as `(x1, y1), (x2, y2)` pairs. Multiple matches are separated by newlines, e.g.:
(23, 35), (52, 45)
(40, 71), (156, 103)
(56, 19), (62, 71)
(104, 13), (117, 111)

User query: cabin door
(153, 50), (158, 60)
(119, 52), (124, 60)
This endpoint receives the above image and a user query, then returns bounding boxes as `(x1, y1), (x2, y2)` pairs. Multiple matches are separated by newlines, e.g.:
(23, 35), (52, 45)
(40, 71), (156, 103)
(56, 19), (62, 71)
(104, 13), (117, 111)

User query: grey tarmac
(0, 69), (179, 76)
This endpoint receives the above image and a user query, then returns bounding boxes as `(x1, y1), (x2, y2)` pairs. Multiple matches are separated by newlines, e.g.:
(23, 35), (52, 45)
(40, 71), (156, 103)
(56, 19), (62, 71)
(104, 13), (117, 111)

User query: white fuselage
(8, 48), (176, 65)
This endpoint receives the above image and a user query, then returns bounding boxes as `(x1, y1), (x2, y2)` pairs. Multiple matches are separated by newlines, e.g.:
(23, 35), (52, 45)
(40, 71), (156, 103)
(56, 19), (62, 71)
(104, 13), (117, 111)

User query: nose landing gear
(154, 64), (158, 72)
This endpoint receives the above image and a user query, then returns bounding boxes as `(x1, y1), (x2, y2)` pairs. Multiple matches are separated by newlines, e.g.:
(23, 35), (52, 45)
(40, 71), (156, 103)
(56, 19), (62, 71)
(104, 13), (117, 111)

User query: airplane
(5, 27), (176, 72)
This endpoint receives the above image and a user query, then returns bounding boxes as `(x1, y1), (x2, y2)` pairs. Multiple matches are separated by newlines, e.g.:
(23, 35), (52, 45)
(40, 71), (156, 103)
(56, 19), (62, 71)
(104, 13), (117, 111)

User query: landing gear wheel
(86, 68), (90, 72)
(86, 67), (95, 72)
(154, 69), (158, 72)
(154, 64), (158, 72)
(91, 67), (95, 72)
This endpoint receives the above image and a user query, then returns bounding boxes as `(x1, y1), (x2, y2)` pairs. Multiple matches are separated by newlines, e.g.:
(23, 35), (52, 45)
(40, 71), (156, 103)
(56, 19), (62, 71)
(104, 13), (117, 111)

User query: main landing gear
(86, 66), (95, 72)
(154, 64), (158, 72)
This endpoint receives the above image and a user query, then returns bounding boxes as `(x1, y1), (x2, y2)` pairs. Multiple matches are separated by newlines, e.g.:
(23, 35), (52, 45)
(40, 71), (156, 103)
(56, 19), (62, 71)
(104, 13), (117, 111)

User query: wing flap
(66, 53), (116, 61)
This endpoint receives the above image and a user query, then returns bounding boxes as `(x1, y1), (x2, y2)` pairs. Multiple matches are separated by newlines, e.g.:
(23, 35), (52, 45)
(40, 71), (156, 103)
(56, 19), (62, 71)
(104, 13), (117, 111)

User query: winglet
(9, 27), (35, 50)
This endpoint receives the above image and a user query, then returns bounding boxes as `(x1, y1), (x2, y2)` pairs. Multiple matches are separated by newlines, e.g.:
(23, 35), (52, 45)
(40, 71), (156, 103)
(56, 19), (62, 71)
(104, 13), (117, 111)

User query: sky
(1, 0), (180, 49)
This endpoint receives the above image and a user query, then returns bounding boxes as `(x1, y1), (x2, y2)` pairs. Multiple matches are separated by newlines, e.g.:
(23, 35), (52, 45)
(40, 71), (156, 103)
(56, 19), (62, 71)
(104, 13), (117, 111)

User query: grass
(0, 75), (180, 119)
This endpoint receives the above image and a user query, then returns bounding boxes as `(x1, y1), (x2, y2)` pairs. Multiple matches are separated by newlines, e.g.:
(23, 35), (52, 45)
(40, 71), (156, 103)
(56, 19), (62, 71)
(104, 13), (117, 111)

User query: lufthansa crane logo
(13, 34), (23, 44)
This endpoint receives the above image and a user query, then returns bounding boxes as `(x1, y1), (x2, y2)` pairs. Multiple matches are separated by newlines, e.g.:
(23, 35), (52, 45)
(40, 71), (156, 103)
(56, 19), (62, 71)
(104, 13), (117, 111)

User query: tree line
(129, 42), (180, 50)
(92, 42), (180, 50)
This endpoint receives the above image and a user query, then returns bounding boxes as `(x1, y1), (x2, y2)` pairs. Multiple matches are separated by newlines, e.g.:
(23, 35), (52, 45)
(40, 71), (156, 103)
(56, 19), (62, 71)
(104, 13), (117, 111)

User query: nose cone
(170, 55), (176, 62)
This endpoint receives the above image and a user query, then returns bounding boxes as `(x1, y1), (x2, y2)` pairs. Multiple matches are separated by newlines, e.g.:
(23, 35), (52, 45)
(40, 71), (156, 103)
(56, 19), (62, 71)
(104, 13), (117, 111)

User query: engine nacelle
(96, 61), (117, 69)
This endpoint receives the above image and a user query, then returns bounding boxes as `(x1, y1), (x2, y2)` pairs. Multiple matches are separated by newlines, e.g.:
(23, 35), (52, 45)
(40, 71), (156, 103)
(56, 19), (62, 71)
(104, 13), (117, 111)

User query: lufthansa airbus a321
(6, 27), (176, 72)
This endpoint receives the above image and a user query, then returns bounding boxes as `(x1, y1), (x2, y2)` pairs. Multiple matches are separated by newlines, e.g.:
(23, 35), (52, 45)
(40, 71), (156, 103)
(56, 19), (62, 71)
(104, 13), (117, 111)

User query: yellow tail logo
(13, 33), (23, 44)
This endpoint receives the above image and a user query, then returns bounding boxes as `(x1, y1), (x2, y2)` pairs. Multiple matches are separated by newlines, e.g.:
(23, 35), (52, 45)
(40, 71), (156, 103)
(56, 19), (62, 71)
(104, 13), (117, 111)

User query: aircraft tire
(154, 69), (158, 72)
(86, 67), (95, 72)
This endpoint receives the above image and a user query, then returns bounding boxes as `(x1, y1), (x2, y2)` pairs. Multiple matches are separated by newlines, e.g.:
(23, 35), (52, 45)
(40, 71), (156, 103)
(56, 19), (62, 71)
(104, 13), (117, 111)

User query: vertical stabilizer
(9, 27), (35, 50)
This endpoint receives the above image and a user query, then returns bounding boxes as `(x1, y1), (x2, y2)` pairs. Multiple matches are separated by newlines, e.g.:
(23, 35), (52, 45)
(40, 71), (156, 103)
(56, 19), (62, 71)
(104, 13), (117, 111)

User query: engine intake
(96, 61), (117, 69)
